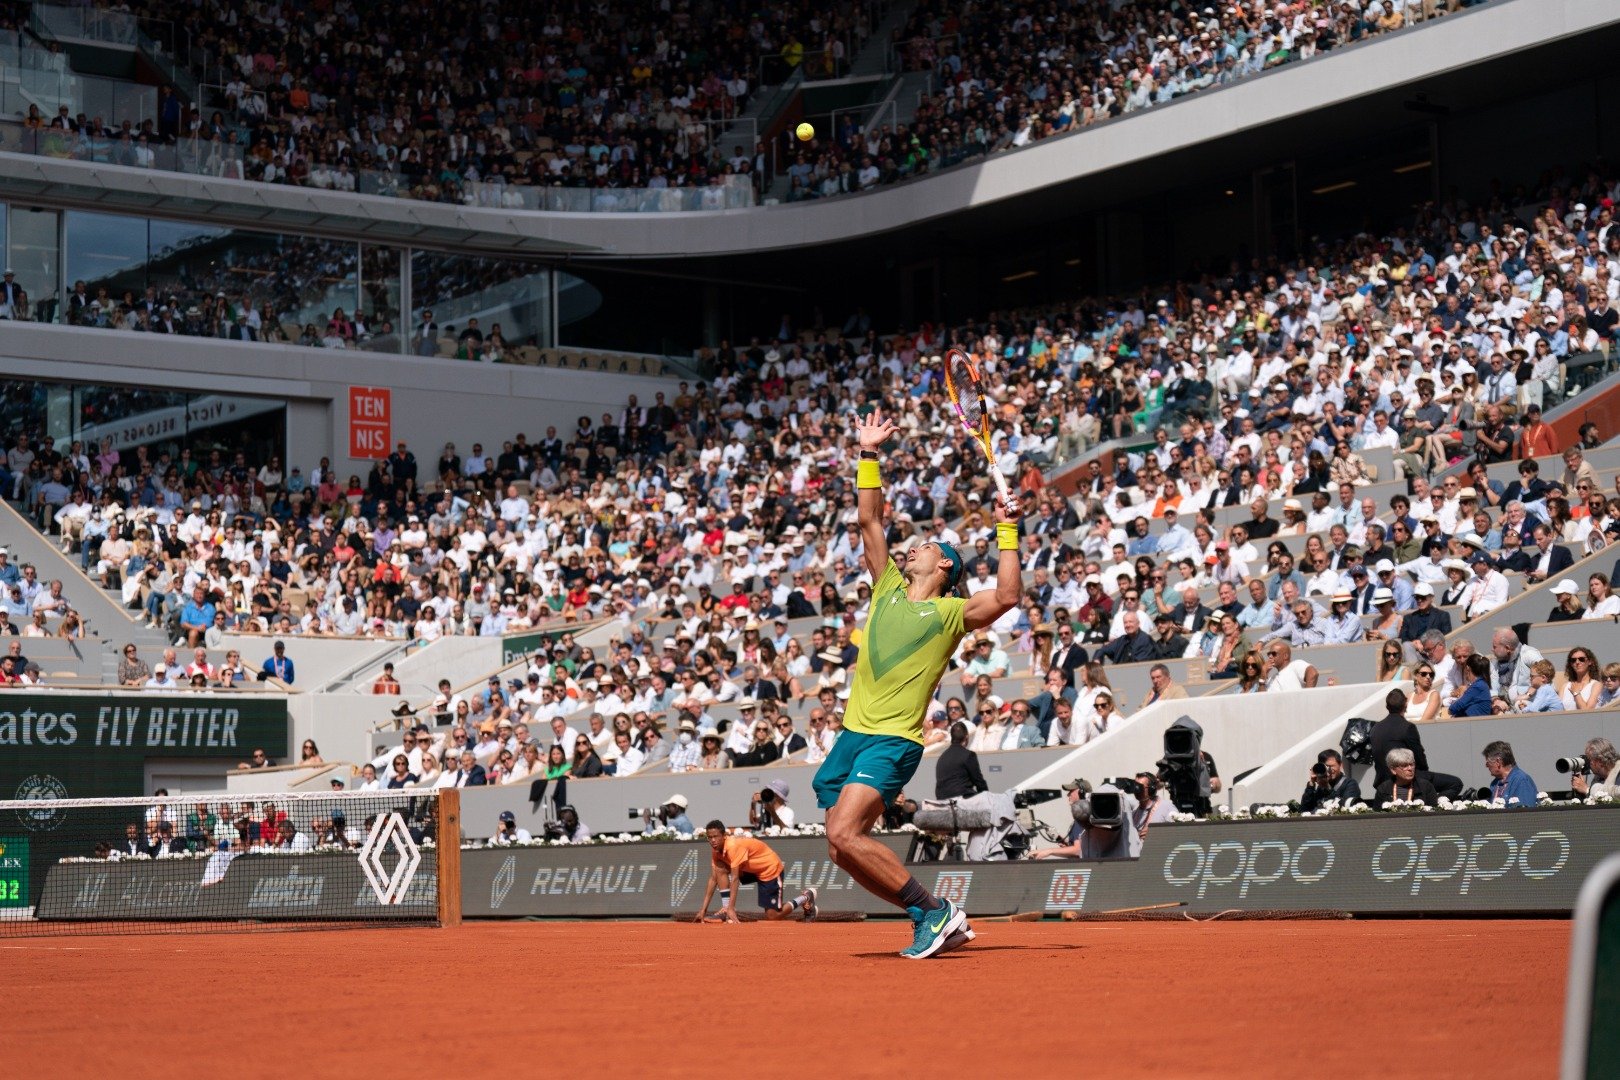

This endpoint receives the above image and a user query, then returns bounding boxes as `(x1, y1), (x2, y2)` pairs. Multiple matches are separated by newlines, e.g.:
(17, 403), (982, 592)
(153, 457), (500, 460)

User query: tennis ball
(795, 122), (814, 142)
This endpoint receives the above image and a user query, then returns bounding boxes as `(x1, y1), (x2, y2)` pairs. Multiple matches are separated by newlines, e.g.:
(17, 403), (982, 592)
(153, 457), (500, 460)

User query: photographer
(489, 809), (532, 846)
(549, 804), (592, 843)
(1570, 738), (1620, 798)
(1030, 781), (1141, 860)
(642, 794), (696, 835)
(1299, 749), (1361, 811)
(749, 778), (796, 829)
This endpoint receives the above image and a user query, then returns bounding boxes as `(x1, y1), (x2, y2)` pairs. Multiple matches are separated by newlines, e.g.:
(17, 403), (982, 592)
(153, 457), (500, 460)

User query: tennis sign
(348, 386), (391, 460)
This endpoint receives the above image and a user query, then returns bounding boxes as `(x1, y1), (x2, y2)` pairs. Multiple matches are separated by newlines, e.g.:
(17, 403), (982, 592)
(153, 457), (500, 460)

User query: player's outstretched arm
(853, 406), (897, 581)
(963, 493), (1023, 632)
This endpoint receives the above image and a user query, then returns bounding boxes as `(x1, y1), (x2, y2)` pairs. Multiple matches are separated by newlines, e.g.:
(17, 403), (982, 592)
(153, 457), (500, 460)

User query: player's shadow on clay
(854, 944), (1084, 959)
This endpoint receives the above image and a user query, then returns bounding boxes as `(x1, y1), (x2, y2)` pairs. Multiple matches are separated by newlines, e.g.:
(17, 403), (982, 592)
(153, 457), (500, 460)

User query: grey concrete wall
(218, 632), (396, 694)
(458, 743), (1080, 835)
(0, 321), (680, 480)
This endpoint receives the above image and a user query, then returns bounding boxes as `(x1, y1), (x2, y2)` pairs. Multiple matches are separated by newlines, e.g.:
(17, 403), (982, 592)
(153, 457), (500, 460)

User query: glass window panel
(409, 251), (551, 360)
(64, 210), (148, 316)
(357, 243), (404, 352)
(5, 205), (59, 322)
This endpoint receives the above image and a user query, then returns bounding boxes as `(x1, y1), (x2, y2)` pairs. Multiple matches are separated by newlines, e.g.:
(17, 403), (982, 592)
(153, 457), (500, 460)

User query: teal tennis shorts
(813, 730), (924, 810)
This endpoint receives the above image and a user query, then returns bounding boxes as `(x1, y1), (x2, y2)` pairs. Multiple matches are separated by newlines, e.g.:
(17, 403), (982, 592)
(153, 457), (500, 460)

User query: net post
(436, 789), (462, 928)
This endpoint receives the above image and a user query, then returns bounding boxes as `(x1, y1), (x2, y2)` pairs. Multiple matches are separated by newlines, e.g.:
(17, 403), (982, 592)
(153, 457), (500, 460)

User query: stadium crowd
(3, 0), (1492, 207)
(4, 153), (1620, 811)
(7, 0), (874, 204)
(786, 0), (1488, 199)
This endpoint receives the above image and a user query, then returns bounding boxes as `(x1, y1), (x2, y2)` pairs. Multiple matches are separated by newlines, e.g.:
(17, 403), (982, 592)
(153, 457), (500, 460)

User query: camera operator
(749, 778), (796, 829)
(642, 793), (696, 835)
(1570, 738), (1620, 798)
(1127, 772), (1176, 838)
(935, 720), (988, 800)
(1031, 781), (1141, 860)
(1299, 749), (1361, 811)
(489, 809), (532, 846)
(1157, 716), (1220, 815)
(549, 804), (592, 843)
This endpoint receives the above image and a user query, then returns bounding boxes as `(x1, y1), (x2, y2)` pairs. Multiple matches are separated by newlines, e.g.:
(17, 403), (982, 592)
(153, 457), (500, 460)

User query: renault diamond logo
(491, 855), (517, 910)
(358, 812), (422, 905)
(671, 849), (700, 908)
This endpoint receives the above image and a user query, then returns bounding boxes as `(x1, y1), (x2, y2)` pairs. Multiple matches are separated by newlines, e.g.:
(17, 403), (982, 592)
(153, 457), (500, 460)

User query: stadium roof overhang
(0, 0), (1612, 261)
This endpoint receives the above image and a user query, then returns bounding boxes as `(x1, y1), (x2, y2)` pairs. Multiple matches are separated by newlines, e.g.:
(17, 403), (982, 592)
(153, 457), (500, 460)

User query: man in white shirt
(610, 731), (646, 776)
(144, 663), (179, 689)
(1463, 551), (1509, 619)
(1263, 641), (1319, 691)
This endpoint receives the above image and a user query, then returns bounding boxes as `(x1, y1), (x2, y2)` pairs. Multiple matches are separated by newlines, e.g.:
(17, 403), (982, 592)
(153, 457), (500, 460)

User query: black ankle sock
(897, 876), (943, 911)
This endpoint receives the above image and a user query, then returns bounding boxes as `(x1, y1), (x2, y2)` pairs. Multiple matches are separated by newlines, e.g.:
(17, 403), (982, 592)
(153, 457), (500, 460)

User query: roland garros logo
(14, 775), (68, 832)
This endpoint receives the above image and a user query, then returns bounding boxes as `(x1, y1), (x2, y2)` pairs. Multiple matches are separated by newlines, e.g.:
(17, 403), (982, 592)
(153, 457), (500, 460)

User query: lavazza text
(0, 705), (243, 749)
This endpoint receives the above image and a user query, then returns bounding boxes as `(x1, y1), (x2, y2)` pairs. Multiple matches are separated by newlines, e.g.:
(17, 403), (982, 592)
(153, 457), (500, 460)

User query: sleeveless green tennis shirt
(842, 559), (968, 745)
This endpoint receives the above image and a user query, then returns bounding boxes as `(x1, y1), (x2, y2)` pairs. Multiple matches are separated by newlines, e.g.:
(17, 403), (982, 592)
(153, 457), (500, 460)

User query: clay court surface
(8, 918), (1567, 1078)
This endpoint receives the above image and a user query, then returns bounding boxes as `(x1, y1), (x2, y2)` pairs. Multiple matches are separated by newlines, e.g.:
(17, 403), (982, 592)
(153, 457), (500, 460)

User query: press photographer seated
(1299, 749), (1361, 811)
(1567, 738), (1620, 798)
(749, 779), (796, 829)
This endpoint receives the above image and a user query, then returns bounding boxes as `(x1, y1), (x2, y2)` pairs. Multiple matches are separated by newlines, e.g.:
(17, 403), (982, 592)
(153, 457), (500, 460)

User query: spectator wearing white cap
(143, 662), (178, 689)
(1400, 581), (1450, 641)
(1372, 558), (1415, 612)
(1547, 579), (1585, 622)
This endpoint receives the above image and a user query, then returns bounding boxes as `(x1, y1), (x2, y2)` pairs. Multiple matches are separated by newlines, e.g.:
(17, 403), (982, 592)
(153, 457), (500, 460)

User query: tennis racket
(943, 346), (1014, 508)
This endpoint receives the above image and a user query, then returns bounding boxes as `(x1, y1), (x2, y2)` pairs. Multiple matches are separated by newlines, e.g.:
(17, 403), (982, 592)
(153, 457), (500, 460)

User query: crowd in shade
(4, 0), (1491, 205)
(5, 0), (871, 203)
(773, 0), (1488, 199)
(6, 156), (1620, 787)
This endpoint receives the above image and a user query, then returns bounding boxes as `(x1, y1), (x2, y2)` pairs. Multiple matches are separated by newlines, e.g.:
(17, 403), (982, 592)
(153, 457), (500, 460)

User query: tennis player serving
(813, 405), (1023, 958)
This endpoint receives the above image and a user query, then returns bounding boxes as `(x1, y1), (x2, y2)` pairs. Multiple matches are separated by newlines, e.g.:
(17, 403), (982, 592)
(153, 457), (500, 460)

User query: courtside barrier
(462, 805), (1620, 918)
(4, 789), (462, 935)
(20, 803), (1615, 926)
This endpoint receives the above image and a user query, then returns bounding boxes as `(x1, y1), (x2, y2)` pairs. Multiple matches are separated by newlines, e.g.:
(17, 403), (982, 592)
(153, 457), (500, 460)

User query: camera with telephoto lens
(1157, 716), (1211, 816)
(1013, 788), (1062, 809)
(629, 807), (659, 820)
(542, 821), (567, 840)
(1556, 756), (1591, 775)
(758, 788), (777, 803)
(1311, 762), (1328, 778)
(1086, 791), (1125, 829)
(1108, 776), (1145, 798)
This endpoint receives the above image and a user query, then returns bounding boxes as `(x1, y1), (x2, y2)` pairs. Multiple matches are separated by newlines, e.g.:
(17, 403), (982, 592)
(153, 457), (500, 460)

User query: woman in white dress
(1405, 663), (1442, 722)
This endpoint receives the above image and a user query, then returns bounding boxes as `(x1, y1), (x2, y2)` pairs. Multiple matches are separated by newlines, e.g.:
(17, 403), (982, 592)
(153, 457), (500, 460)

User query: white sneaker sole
(902, 904), (967, 960)
(934, 925), (976, 956)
